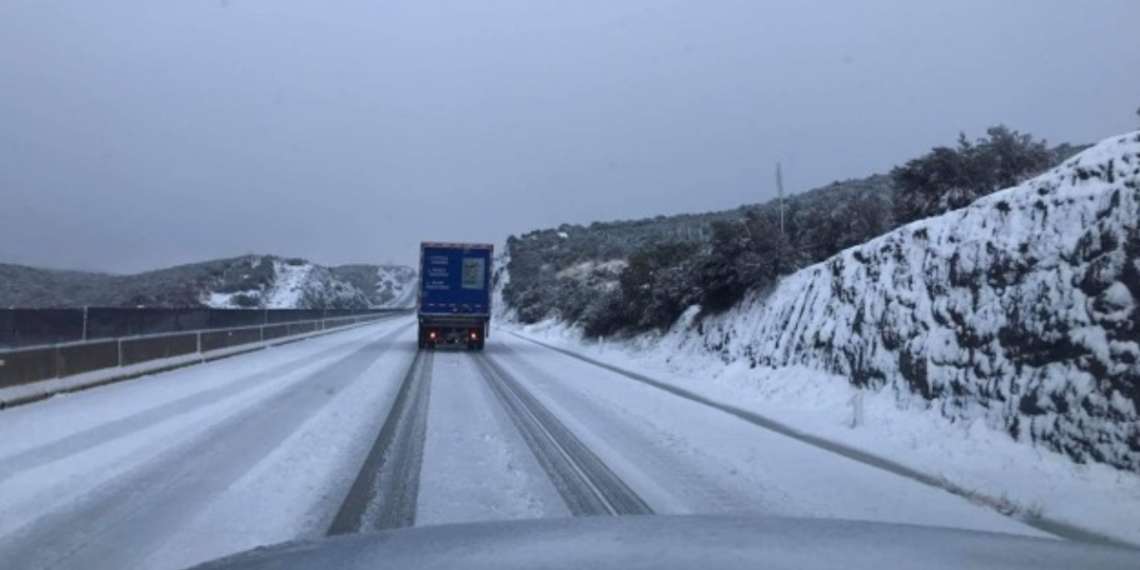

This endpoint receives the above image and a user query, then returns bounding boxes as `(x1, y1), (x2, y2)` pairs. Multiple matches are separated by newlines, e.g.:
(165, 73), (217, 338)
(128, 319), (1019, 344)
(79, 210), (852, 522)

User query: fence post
(849, 390), (864, 428)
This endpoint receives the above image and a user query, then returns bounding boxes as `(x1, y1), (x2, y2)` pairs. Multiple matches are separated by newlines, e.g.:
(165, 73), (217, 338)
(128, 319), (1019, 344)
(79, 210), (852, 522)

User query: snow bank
(680, 131), (1140, 471)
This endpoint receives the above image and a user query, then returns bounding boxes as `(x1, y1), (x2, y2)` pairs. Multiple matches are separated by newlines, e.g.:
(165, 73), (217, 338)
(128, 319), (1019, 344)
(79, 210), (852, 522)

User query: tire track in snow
(472, 352), (652, 516)
(327, 349), (434, 534)
(509, 332), (1136, 549)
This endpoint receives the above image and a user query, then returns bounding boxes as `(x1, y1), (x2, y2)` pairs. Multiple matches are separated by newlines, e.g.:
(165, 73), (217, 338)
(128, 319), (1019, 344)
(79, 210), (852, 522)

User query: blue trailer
(417, 242), (493, 350)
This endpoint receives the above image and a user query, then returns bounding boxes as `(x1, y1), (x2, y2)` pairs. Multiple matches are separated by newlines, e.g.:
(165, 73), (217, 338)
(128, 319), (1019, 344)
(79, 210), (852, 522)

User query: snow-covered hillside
(329, 264), (418, 309)
(0, 255), (419, 310)
(373, 266), (418, 308)
(669, 132), (1139, 471)
(205, 258), (373, 310)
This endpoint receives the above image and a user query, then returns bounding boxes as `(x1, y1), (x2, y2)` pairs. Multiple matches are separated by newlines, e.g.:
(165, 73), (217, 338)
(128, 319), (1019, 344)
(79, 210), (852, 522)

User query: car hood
(187, 515), (1135, 570)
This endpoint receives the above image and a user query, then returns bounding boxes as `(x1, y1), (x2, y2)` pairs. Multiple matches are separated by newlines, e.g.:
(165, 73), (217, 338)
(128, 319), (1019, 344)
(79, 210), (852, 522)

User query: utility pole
(776, 162), (785, 238)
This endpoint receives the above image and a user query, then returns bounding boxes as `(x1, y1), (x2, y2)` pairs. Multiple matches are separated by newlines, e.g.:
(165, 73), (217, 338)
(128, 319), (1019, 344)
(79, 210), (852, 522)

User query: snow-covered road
(0, 318), (1050, 570)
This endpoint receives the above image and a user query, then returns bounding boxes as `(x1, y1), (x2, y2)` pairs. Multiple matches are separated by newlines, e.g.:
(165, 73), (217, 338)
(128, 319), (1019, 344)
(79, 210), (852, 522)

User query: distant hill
(0, 255), (417, 310)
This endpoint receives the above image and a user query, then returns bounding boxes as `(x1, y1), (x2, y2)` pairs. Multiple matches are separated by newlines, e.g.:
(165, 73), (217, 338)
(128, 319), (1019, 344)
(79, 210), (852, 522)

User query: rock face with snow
(680, 132), (1140, 471)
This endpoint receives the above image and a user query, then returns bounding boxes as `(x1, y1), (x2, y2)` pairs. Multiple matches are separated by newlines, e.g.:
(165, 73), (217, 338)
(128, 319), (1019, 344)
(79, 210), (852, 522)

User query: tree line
(502, 126), (1087, 336)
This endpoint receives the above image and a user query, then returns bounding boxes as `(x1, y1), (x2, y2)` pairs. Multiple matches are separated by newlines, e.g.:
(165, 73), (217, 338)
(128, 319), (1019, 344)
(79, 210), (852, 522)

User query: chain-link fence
(0, 308), (396, 349)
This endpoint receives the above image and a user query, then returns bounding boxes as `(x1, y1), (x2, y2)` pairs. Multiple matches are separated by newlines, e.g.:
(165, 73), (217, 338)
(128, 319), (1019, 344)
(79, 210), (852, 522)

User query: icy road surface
(0, 319), (1047, 570)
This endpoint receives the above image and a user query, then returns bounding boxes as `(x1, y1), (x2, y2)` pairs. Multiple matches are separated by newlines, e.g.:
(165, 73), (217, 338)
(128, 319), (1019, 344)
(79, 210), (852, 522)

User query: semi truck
(417, 242), (493, 350)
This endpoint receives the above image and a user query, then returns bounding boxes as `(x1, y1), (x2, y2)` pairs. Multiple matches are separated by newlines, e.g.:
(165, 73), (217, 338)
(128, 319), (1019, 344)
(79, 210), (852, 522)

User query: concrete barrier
(200, 328), (263, 352)
(262, 324), (291, 341)
(57, 341), (120, 378)
(0, 341), (122, 389)
(121, 334), (198, 366)
(0, 346), (59, 390)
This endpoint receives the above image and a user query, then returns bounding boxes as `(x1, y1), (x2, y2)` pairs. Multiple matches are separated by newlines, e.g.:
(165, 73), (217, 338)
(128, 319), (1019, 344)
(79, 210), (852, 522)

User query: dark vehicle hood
(188, 515), (1135, 570)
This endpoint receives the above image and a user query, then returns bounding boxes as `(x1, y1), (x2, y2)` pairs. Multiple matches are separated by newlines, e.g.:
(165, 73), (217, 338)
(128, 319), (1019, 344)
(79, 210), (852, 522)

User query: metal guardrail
(0, 311), (407, 392)
(0, 307), (404, 350)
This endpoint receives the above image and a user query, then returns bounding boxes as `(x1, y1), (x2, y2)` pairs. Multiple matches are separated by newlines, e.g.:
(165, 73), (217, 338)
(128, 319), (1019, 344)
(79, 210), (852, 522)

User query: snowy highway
(0, 318), (1049, 570)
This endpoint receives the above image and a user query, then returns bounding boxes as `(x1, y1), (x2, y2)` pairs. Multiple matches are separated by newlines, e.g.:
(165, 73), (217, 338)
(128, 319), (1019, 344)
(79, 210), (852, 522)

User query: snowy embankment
(502, 131), (1140, 543)
(512, 321), (1140, 546)
(687, 131), (1140, 472)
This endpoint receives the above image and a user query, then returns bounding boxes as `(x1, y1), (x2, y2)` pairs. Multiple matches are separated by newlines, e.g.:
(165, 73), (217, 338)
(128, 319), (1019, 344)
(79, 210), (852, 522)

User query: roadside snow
(510, 319), (1140, 546)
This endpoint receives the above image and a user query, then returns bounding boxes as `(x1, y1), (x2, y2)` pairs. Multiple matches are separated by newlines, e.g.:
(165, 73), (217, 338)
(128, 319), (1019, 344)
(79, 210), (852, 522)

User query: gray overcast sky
(2, 1), (1138, 274)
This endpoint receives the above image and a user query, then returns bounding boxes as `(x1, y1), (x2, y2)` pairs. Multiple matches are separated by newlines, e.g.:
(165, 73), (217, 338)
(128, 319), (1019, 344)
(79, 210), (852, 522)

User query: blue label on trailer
(419, 244), (493, 315)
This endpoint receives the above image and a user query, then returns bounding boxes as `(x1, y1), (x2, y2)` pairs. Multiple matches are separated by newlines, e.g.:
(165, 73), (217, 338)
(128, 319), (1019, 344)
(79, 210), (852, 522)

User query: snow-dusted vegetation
(679, 132), (1140, 471)
(502, 128), (1087, 335)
